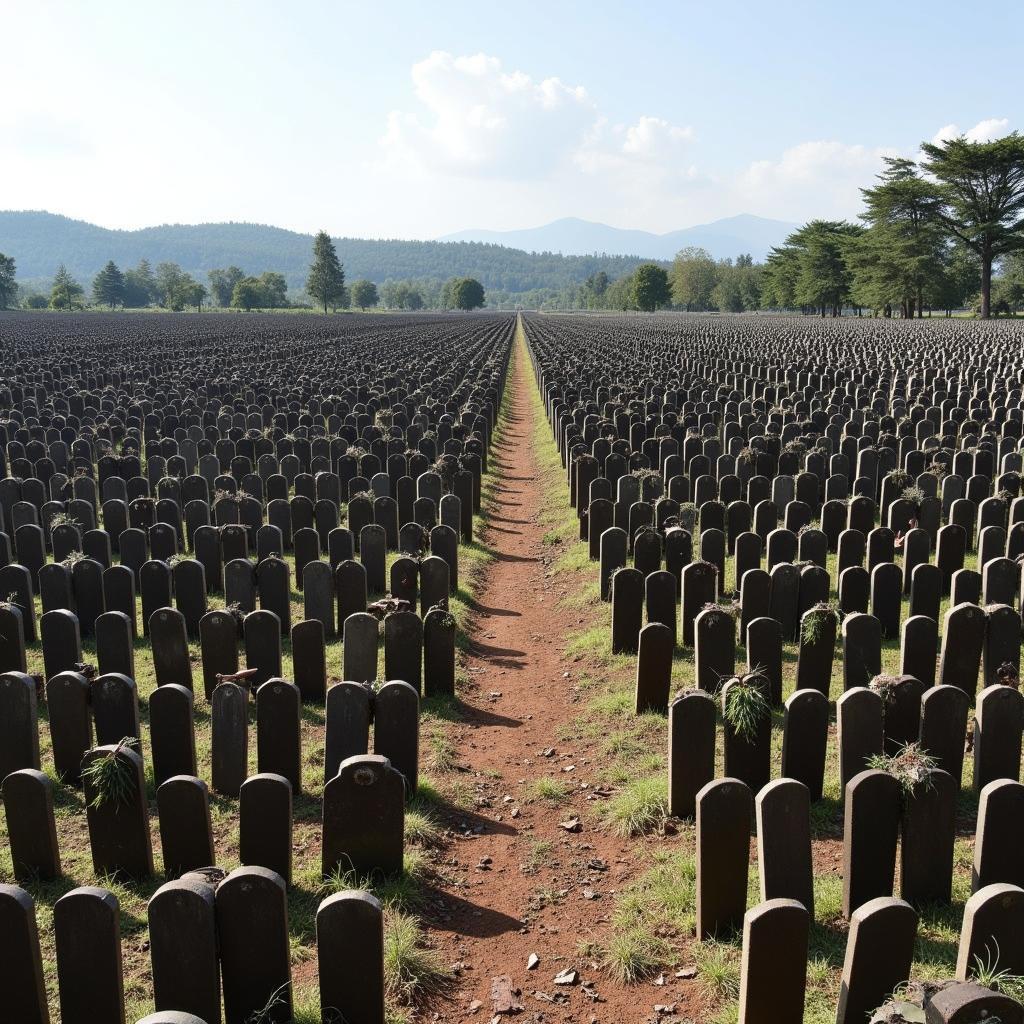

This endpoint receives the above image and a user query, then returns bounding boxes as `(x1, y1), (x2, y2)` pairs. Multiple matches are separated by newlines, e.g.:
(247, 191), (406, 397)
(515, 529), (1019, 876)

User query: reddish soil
(422, 338), (702, 1023)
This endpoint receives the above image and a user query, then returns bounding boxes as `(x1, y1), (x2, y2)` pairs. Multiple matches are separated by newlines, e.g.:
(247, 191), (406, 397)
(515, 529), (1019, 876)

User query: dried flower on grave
(900, 485), (926, 510)
(216, 602), (246, 633)
(60, 550), (87, 569)
(701, 600), (740, 620)
(996, 661), (1021, 688)
(722, 675), (770, 742)
(630, 467), (660, 482)
(800, 602), (838, 647)
(0, 591), (20, 610)
(75, 661), (97, 680)
(869, 674), (903, 711)
(167, 553), (186, 568)
(737, 447), (756, 468)
(865, 742), (937, 799)
(49, 510), (80, 529)
(81, 736), (140, 809)
(367, 597), (413, 620)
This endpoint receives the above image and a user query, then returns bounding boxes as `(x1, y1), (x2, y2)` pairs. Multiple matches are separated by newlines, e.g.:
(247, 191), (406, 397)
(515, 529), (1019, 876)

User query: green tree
(23, 293), (48, 309)
(670, 247), (718, 310)
(767, 221), (861, 316)
(306, 230), (346, 313)
(857, 157), (946, 317)
(123, 259), (157, 307)
(231, 277), (263, 311)
(258, 271), (288, 309)
(350, 279), (379, 309)
(918, 132), (1024, 318)
(0, 253), (16, 310)
(181, 280), (207, 311)
(154, 262), (187, 308)
(50, 264), (85, 310)
(632, 263), (671, 311)
(449, 277), (485, 310)
(92, 260), (126, 309)
(208, 266), (245, 307)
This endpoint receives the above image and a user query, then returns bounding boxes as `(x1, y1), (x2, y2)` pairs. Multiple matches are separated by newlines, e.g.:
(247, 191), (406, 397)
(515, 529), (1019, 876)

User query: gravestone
(736, 898), (808, 1024)
(149, 683), (197, 786)
(2, 769), (61, 882)
(843, 768), (900, 917)
(148, 878), (221, 1024)
(316, 890), (386, 1024)
(668, 689), (716, 819)
(322, 754), (405, 877)
(157, 775), (215, 878)
(53, 887), (125, 1024)
(216, 866), (292, 1024)
(82, 743), (153, 880)
(835, 897), (917, 1024)
(256, 678), (302, 791)
(0, 884), (50, 1024)
(974, 780), (1024, 891)
(696, 777), (753, 939)
(756, 779), (813, 914)
(211, 681), (249, 798)
(240, 773), (293, 884)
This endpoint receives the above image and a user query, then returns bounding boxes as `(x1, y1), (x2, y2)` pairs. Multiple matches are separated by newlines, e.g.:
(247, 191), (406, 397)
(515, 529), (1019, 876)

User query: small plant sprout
(81, 737), (140, 810)
(722, 675), (770, 742)
(972, 937), (1024, 999)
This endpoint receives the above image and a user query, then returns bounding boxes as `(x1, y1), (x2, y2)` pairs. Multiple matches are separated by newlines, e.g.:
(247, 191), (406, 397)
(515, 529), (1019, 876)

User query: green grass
(527, 776), (572, 803)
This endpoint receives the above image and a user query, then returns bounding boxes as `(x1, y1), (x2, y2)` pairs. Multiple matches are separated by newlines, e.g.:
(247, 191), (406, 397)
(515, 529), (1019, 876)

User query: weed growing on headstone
(723, 674), (770, 741)
(81, 736), (140, 809)
(866, 742), (937, 800)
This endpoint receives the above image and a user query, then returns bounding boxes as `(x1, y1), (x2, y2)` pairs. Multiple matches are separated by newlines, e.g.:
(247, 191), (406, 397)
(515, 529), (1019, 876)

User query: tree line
(538, 131), (1024, 318)
(0, 231), (487, 313)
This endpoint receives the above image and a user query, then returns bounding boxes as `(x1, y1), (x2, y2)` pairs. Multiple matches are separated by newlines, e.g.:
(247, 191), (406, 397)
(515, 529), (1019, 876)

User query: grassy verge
(518, 320), (978, 1023)
(0, 338), (517, 1024)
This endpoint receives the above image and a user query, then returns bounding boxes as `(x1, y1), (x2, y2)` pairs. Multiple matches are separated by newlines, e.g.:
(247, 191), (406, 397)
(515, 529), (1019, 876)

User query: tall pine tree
(306, 231), (346, 313)
(92, 260), (126, 309)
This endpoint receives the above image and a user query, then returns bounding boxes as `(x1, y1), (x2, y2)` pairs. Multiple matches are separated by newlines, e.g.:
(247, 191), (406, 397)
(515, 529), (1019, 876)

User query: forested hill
(0, 211), (657, 294)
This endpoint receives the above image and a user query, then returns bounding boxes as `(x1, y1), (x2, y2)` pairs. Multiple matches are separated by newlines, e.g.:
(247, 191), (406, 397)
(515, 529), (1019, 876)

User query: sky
(3, 0), (1022, 240)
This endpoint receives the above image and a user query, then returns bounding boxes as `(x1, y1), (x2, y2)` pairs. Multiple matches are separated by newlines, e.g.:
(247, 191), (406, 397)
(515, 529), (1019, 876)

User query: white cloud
(380, 51), (594, 178)
(932, 117), (1009, 144)
(735, 140), (897, 220)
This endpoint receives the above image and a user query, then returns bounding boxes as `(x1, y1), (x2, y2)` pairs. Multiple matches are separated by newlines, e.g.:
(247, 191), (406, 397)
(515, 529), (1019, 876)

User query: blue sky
(3, 0), (1021, 238)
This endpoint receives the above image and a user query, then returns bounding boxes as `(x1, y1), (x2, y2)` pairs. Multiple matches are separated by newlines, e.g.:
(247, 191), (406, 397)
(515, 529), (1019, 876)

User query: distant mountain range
(0, 211), (663, 299)
(439, 214), (797, 262)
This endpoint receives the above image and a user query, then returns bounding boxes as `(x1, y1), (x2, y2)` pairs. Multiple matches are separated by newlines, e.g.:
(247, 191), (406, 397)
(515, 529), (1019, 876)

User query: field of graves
(0, 310), (516, 1024)
(4, 307), (1024, 1024)
(521, 310), (1024, 1023)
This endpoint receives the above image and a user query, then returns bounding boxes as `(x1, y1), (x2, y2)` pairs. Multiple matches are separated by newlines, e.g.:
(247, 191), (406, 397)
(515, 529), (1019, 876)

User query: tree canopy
(306, 231), (346, 313)
(50, 264), (85, 310)
(351, 279), (379, 309)
(632, 263), (671, 312)
(918, 132), (1024, 317)
(92, 260), (126, 309)
(0, 253), (16, 310)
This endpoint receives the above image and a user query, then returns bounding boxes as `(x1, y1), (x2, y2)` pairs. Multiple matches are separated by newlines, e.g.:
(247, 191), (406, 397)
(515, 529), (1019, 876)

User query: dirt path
(424, 326), (679, 1023)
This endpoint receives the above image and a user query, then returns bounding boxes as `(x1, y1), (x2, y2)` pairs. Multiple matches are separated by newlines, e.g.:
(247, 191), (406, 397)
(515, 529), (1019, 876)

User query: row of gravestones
(618, 555), (1018, 696)
(665, 672), (1023, 812)
(2, 662), (424, 793)
(0, 518), (460, 634)
(687, 773), (1024, 1022)
(1, 872), (387, 1024)
(5, 867), (1022, 1024)
(0, 543), (457, 673)
(0, 451), (483, 554)
(2, 729), (408, 886)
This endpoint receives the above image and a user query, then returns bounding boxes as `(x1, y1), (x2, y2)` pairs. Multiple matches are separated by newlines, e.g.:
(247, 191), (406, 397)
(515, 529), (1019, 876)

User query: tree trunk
(981, 252), (993, 318)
